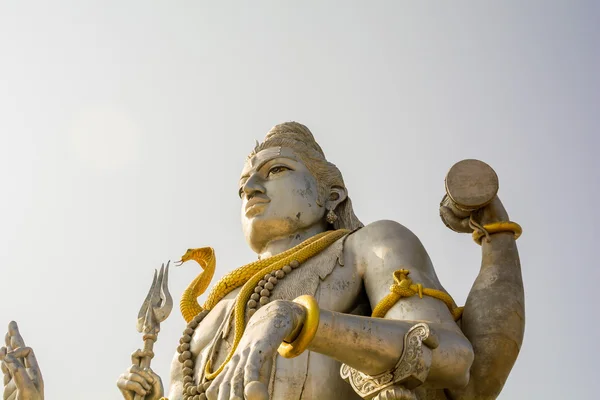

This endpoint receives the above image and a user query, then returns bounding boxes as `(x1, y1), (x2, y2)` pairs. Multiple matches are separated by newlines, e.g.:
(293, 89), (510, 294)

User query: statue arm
(446, 197), (525, 400)
(306, 220), (474, 389)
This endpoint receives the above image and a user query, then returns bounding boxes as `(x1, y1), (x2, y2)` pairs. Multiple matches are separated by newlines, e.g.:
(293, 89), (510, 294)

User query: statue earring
(326, 209), (338, 224)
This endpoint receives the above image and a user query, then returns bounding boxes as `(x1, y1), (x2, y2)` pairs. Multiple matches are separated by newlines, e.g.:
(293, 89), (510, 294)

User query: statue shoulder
(345, 220), (437, 285)
(347, 219), (425, 254)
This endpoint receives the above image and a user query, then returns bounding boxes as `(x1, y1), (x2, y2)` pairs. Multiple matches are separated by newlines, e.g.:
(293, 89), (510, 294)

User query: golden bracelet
(277, 295), (320, 359)
(472, 221), (522, 245)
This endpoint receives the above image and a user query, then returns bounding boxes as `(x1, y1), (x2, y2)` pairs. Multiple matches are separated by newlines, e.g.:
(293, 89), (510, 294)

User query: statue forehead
(241, 147), (300, 176)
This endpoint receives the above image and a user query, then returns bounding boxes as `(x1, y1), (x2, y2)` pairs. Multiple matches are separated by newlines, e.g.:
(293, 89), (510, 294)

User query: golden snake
(177, 229), (350, 380)
(175, 247), (217, 323)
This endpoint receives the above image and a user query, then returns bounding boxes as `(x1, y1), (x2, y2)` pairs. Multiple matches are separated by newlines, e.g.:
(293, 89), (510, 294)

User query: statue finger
(2, 354), (35, 394)
(231, 349), (250, 399)
(4, 334), (11, 352)
(242, 362), (259, 390)
(216, 356), (238, 400)
(148, 370), (163, 398)
(440, 206), (472, 233)
(116, 375), (134, 400)
(129, 365), (155, 385)
(2, 361), (12, 385)
(3, 378), (16, 400)
(217, 381), (231, 400)
(243, 381), (268, 400)
(205, 369), (224, 400)
(0, 348), (11, 384)
(19, 346), (43, 390)
(7, 322), (25, 351)
(130, 349), (144, 366)
(124, 372), (152, 392)
(117, 378), (147, 397)
(6, 347), (43, 390)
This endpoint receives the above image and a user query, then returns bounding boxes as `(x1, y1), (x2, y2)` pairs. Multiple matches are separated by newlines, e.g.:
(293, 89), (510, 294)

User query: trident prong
(132, 262), (173, 400)
(137, 261), (173, 334)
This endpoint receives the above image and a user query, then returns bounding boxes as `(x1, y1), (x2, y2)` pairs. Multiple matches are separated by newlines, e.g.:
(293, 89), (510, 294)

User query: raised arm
(441, 196), (525, 400)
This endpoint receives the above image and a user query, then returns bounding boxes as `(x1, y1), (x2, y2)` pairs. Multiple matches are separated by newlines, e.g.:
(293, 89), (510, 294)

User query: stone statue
(1, 122), (525, 400)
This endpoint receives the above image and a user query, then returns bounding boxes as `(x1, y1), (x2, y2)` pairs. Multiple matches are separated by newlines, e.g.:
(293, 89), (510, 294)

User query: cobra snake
(176, 229), (350, 380)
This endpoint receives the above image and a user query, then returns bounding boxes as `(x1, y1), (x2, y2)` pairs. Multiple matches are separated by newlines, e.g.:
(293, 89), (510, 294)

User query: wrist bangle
(472, 221), (522, 245)
(277, 295), (320, 359)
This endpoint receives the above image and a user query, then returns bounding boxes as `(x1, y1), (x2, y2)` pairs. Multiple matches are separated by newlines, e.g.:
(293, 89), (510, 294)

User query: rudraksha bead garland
(177, 309), (210, 399)
(176, 259), (301, 399)
(247, 260), (300, 317)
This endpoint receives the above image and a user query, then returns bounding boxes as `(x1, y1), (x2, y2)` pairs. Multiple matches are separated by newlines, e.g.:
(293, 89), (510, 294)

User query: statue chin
(243, 216), (326, 256)
(243, 217), (293, 254)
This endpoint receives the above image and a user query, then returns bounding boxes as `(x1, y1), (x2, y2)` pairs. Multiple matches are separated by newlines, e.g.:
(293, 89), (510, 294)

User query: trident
(134, 262), (173, 400)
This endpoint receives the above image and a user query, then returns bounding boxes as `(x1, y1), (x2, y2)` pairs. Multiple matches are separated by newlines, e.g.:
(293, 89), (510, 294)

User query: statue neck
(258, 223), (328, 259)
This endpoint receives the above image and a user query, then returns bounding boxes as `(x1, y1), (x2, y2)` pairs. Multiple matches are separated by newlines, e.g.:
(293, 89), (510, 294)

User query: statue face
(239, 146), (326, 253)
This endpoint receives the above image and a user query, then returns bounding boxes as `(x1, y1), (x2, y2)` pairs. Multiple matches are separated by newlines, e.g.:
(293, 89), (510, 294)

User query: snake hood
(177, 247), (216, 323)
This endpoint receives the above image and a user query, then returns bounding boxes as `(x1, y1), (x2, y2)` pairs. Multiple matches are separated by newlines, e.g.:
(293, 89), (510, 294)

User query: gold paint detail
(371, 270), (464, 321)
(278, 295), (320, 358)
(472, 221), (522, 245)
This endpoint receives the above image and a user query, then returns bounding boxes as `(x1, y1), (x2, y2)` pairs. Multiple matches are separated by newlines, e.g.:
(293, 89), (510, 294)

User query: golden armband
(472, 221), (522, 245)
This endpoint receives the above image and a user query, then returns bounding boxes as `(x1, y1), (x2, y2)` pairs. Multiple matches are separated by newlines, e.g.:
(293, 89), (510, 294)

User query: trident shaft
(134, 262), (173, 400)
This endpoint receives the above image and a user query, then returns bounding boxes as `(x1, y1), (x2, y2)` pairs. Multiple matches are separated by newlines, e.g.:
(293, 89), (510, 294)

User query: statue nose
(242, 175), (266, 198)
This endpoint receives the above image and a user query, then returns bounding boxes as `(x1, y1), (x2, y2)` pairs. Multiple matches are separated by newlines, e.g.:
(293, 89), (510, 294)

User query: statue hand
(440, 195), (509, 234)
(0, 321), (44, 400)
(117, 349), (163, 400)
(206, 300), (304, 400)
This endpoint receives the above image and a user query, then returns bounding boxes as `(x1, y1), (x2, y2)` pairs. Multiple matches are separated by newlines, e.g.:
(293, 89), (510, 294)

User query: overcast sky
(0, 2), (598, 399)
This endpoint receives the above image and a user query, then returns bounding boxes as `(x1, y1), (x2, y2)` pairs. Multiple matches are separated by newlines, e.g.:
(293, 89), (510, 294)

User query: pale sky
(0, 2), (598, 399)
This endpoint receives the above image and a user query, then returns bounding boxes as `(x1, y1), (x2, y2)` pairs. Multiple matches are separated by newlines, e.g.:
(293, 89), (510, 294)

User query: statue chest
(191, 236), (365, 399)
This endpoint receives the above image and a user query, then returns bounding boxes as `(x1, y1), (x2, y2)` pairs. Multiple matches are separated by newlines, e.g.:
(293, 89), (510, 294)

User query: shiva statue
(1, 122), (525, 400)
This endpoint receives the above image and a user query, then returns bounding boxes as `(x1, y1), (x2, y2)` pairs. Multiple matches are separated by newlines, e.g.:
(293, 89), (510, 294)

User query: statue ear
(326, 186), (347, 212)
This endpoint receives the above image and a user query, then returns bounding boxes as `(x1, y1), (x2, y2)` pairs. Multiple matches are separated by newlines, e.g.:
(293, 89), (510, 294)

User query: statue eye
(268, 166), (290, 177)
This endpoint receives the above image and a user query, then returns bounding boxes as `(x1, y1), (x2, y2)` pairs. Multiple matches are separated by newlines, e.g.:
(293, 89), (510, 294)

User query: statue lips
(245, 195), (270, 217)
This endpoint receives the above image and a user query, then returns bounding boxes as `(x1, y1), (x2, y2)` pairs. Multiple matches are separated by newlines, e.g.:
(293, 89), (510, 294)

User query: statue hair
(249, 122), (364, 231)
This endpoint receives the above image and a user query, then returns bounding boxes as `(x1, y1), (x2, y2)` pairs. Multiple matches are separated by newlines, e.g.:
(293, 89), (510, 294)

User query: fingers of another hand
(3, 334), (11, 352)
(3, 378), (16, 400)
(125, 372), (152, 392)
(149, 370), (163, 399)
(2, 354), (35, 395)
(2, 361), (11, 385)
(117, 374), (148, 397)
(440, 206), (472, 233)
(129, 365), (155, 385)
(130, 349), (143, 366)
(7, 322), (25, 351)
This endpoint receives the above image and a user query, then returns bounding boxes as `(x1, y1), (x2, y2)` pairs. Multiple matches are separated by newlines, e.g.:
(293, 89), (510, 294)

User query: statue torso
(171, 235), (362, 399)
(170, 230), (451, 400)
